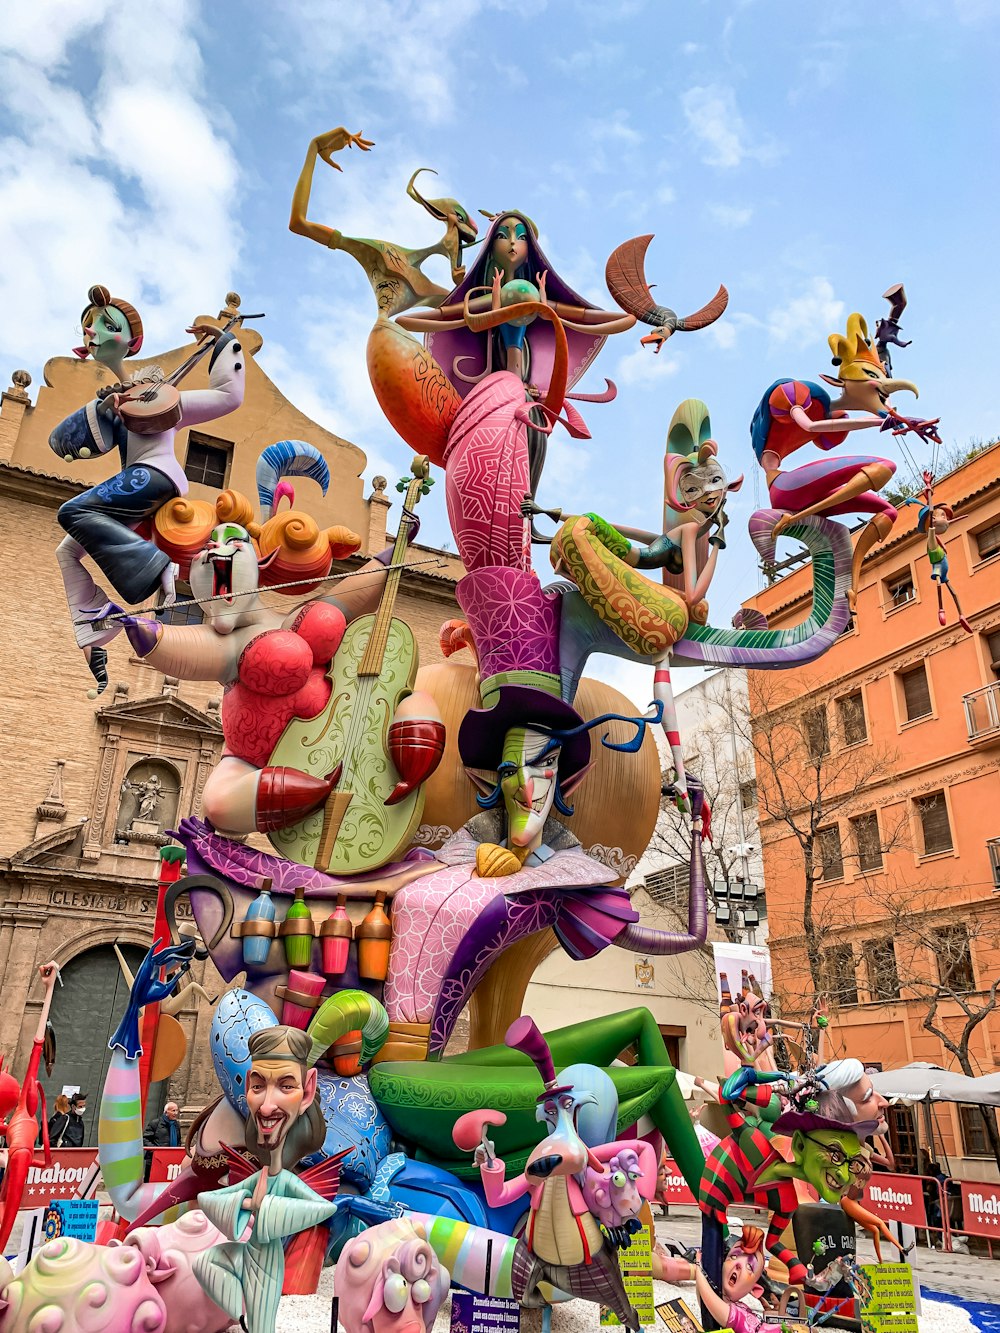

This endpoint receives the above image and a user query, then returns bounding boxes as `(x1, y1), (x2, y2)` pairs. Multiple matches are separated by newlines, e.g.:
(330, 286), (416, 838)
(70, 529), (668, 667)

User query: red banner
(959, 1180), (1000, 1239)
(860, 1173), (928, 1228)
(655, 1157), (695, 1205)
(23, 1149), (100, 1206)
(147, 1148), (186, 1184)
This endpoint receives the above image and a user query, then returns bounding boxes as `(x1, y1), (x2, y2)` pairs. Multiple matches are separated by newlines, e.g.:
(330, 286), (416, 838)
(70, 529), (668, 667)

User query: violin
(268, 456), (434, 874)
(115, 310), (263, 436)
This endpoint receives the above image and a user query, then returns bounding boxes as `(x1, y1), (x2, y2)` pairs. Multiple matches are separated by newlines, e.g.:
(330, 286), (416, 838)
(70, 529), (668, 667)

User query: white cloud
(592, 110), (642, 147)
(615, 344), (682, 388)
(766, 277), (844, 348)
(708, 203), (753, 228)
(586, 654), (657, 712)
(275, 0), (486, 125)
(0, 0), (242, 373)
(680, 84), (781, 169)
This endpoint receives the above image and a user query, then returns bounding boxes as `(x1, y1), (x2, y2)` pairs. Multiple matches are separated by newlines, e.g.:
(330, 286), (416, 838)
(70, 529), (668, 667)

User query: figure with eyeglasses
(697, 1066), (877, 1298)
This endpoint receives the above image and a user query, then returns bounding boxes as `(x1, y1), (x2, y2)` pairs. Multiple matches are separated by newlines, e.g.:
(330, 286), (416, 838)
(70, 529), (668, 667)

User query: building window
(916, 791), (953, 856)
(974, 520), (1000, 562)
(852, 812), (883, 872)
(885, 571), (916, 609)
(155, 584), (203, 627)
(838, 690), (868, 746)
(959, 1105), (995, 1157)
(804, 706), (830, 759)
(818, 825), (844, 880)
(185, 433), (231, 488)
(864, 938), (900, 1000)
(899, 663), (933, 722)
(821, 943), (858, 1007)
(932, 924), (976, 993)
(739, 779), (757, 812)
(643, 864), (689, 909)
(984, 629), (1000, 681)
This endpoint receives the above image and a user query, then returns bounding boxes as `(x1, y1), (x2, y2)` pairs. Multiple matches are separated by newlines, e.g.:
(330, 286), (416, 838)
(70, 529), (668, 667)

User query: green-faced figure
(73, 283), (143, 376)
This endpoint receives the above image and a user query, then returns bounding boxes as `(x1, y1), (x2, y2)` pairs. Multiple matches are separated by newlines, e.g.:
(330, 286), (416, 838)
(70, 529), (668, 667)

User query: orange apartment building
(743, 441), (1000, 1183)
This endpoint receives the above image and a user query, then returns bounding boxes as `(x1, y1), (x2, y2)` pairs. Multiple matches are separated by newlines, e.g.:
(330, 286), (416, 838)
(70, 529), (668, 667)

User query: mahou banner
(656, 1156), (695, 1205)
(860, 1173), (928, 1228)
(23, 1149), (100, 1206)
(148, 1148), (186, 1184)
(959, 1180), (1000, 1239)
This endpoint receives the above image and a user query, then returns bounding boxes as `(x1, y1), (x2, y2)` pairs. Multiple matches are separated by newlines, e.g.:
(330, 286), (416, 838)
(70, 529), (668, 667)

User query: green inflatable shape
(369, 1008), (704, 1190)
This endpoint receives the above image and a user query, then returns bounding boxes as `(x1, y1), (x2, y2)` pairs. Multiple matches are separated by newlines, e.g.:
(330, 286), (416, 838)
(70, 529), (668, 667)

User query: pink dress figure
(695, 1225), (767, 1333)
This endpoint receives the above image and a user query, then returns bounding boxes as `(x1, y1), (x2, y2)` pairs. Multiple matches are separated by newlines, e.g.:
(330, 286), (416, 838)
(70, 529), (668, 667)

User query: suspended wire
(73, 555), (449, 626)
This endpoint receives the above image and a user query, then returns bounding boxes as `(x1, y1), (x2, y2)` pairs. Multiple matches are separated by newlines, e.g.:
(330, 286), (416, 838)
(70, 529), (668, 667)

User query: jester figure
(465, 1017), (657, 1329)
(903, 470), (973, 632)
(697, 1066), (874, 1316)
(750, 310), (940, 607)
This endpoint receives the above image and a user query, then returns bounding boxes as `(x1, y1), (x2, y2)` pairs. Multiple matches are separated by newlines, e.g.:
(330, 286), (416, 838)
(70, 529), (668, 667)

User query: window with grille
(864, 938), (900, 1000)
(984, 629), (1000, 681)
(739, 779), (757, 811)
(818, 825), (844, 880)
(185, 433), (232, 488)
(838, 691), (868, 746)
(932, 924), (976, 993)
(852, 812), (883, 872)
(959, 1105), (995, 1157)
(975, 521), (1000, 562)
(804, 706), (830, 759)
(917, 791), (953, 855)
(643, 864), (689, 908)
(899, 663), (932, 721)
(156, 584), (203, 627)
(885, 572), (916, 608)
(821, 943), (858, 1007)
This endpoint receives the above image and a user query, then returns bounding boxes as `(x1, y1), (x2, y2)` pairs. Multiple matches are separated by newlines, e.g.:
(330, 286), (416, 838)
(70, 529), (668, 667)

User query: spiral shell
(475, 843), (522, 878)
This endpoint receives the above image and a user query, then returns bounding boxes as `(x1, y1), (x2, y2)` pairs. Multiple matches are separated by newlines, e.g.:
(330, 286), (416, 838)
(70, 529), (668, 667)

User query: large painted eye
(612, 1170), (627, 1188)
(384, 1273), (409, 1313)
(412, 1279), (432, 1304)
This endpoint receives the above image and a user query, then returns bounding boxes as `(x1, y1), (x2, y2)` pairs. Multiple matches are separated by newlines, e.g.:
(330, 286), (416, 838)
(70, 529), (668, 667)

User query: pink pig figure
(334, 1216), (451, 1333)
(0, 1235), (167, 1333)
(582, 1148), (645, 1228)
(123, 1210), (232, 1333)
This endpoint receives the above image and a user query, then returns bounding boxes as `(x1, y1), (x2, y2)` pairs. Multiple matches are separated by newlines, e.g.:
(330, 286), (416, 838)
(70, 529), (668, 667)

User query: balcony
(989, 838), (1000, 891)
(963, 682), (1000, 742)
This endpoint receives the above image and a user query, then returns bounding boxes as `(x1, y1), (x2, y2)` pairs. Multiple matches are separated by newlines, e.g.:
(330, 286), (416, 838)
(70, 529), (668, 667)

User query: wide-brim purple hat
(458, 681), (590, 782)
(774, 1108), (880, 1139)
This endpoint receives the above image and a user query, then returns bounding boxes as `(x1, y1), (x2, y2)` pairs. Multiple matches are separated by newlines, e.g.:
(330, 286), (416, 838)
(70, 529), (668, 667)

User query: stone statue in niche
(117, 762), (180, 844)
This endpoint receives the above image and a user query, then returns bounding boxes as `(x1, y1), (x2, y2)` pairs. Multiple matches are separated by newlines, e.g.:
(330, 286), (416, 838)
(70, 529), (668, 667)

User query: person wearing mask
(142, 1101), (180, 1181)
(64, 1093), (87, 1148)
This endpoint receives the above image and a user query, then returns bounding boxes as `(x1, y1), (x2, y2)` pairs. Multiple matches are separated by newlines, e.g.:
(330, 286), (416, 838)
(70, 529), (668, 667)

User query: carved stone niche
(83, 692), (223, 863)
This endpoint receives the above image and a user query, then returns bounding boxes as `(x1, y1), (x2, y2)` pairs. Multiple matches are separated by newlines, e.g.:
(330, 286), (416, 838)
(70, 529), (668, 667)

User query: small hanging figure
(905, 470), (973, 633)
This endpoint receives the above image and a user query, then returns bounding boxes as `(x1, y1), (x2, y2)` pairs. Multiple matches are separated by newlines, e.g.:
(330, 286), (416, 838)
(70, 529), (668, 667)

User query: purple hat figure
(456, 566), (656, 792)
(505, 1015), (574, 1101)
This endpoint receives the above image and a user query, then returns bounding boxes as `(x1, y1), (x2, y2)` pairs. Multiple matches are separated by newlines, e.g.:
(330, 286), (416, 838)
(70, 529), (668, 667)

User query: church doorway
(42, 943), (164, 1146)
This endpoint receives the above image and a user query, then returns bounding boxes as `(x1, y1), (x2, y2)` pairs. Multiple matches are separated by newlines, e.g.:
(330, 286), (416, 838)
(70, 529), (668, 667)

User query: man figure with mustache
(193, 1027), (335, 1333)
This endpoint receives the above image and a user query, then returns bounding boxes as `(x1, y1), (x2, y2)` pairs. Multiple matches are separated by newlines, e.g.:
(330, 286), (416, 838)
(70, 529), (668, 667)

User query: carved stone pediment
(96, 693), (222, 735)
(9, 820), (88, 869)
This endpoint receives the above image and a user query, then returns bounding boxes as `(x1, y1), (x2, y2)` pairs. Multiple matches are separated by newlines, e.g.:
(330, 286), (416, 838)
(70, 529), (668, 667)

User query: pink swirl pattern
(455, 567), (561, 680)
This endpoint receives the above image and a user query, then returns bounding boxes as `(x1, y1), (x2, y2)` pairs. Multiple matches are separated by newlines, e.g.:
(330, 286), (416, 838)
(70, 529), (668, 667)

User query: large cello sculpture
(268, 456), (444, 873)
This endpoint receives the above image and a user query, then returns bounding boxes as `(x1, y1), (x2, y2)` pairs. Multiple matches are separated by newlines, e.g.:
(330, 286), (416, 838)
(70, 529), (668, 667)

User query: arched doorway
(41, 943), (163, 1147)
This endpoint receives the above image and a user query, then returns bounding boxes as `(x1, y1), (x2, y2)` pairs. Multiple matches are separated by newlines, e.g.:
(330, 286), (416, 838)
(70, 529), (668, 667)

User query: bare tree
(740, 672), (911, 1002)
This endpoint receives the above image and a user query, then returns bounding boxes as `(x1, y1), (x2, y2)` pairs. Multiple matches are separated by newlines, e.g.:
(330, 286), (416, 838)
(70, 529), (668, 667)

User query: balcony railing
(989, 837), (1000, 891)
(963, 682), (1000, 741)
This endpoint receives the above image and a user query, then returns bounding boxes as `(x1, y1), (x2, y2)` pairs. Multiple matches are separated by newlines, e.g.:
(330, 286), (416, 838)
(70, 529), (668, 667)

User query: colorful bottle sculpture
(320, 894), (353, 979)
(275, 969), (328, 1030)
(240, 877), (277, 967)
(356, 890), (392, 982)
(279, 884), (316, 969)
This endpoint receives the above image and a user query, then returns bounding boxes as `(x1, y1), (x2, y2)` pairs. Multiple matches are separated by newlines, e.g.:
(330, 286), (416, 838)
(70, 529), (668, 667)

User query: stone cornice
(0, 460), (86, 508)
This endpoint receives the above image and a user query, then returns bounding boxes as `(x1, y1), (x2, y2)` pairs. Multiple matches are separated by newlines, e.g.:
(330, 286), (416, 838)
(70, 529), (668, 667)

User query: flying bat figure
(605, 234), (729, 352)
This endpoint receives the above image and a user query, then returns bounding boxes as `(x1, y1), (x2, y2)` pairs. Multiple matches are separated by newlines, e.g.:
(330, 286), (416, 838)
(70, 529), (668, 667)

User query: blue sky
(1, 0), (997, 705)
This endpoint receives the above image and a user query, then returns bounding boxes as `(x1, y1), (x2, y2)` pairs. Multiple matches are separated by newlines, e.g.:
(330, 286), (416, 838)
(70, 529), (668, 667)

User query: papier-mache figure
(0, 961), (60, 1255)
(50, 289), (246, 692)
(698, 1067), (875, 1290)
(695, 1226), (767, 1333)
(466, 1016), (657, 1329)
(193, 1026), (336, 1333)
